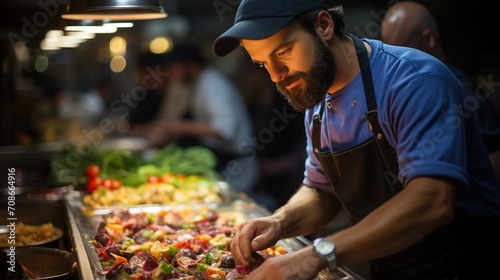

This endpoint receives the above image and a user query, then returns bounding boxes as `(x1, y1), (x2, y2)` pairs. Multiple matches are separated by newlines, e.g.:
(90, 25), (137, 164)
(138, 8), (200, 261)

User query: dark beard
(276, 34), (336, 112)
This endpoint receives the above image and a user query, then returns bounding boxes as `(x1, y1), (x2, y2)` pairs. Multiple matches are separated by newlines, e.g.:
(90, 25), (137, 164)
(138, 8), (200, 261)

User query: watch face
(314, 238), (337, 271)
(316, 239), (335, 255)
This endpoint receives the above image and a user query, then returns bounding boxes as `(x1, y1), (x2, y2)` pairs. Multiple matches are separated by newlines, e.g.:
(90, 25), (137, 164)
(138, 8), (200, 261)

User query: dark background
(1, 0), (499, 146)
(1, 0), (497, 71)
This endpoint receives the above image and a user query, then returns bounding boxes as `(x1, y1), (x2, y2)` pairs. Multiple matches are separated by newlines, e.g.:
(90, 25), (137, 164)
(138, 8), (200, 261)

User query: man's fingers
(231, 223), (254, 266)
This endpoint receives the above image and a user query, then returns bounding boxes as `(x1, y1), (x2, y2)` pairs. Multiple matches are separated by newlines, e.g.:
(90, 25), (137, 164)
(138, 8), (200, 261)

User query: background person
(380, 0), (500, 184)
(132, 42), (261, 200)
(212, 0), (500, 279)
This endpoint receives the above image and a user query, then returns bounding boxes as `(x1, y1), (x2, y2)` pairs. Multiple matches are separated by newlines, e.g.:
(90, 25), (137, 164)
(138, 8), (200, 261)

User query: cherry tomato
(102, 179), (113, 189)
(86, 177), (101, 193)
(111, 179), (122, 190)
(147, 175), (160, 184)
(86, 164), (100, 178)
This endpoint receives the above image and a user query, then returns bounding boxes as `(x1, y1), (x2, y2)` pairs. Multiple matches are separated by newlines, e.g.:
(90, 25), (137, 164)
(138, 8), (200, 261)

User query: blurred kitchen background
(0, 0), (499, 197)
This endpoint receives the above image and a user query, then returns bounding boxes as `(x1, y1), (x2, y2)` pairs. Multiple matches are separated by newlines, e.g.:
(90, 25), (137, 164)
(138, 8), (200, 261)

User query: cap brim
(213, 16), (294, 57)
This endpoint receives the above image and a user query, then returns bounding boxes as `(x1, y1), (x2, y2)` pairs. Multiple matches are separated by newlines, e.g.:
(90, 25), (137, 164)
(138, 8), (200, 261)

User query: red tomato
(177, 174), (186, 180)
(111, 179), (122, 190)
(102, 179), (113, 189)
(175, 240), (190, 248)
(86, 164), (100, 178)
(86, 177), (101, 193)
(147, 176), (160, 184)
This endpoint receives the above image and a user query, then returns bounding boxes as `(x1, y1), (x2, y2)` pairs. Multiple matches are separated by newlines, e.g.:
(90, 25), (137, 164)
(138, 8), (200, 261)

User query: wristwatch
(313, 237), (337, 272)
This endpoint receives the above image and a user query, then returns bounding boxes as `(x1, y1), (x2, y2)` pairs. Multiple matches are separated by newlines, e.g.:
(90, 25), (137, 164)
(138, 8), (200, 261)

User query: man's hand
(230, 217), (281, 267)
(244, 246), (325, 280)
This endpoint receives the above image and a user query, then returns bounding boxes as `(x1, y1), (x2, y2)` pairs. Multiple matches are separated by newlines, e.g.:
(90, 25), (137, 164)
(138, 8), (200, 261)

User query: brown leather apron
(312, 35), (500, 279)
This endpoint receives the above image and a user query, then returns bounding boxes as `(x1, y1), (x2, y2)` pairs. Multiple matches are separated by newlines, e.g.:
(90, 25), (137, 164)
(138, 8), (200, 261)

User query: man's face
(242, 24), (336, 112)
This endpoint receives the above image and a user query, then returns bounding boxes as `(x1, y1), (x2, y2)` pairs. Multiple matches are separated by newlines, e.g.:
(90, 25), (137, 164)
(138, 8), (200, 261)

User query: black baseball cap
(213, 0), (327, 57)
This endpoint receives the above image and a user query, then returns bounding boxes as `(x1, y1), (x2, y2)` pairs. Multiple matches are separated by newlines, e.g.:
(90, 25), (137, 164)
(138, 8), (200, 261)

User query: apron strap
(350, 34), (402, 192)
(313, 102), (325, 154)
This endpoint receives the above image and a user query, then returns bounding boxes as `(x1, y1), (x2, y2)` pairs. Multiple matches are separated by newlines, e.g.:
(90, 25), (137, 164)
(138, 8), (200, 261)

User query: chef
(212, 0), (500, 279)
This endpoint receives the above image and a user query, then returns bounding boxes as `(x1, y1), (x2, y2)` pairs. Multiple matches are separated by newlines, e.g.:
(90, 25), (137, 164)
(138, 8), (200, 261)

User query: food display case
(64, 190), (363, 280)
(3, 143), (364, 279)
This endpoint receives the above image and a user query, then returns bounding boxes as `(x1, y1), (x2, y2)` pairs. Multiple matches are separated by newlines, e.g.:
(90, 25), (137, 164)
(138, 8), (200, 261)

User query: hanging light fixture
(61, 0), (167, 21)
(86, 0), (162, 11)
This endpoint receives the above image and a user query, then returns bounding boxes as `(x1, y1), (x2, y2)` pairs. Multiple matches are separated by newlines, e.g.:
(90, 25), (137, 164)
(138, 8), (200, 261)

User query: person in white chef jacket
(134, 42), (261, 198)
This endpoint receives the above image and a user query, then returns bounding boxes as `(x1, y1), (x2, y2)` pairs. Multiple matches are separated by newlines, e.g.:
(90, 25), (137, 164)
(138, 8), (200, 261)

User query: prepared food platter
(0, 222), (63, 248)
(65, 196), (358, 280)
(81, 179), (236, 209)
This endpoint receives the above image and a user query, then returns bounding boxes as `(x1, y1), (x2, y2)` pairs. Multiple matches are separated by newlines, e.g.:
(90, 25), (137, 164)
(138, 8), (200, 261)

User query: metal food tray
(64, 191), (361, 280)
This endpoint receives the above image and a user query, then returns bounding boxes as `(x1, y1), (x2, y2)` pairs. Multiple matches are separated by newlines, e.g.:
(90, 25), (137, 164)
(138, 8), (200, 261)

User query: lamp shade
(61, 0), (167, 20)
(86, 0), (162, 10)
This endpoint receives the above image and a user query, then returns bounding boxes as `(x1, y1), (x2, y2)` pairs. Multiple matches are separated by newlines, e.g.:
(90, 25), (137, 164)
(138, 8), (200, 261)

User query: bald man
(381, 1), (500, 185)
(381, 1), (443, 59)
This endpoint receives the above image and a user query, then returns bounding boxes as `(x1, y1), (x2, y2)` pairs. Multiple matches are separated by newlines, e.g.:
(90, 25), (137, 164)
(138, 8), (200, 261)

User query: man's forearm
(273, 185), (342, 239)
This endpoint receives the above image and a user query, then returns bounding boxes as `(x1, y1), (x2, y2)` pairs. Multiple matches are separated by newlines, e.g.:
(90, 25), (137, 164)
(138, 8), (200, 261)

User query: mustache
(278, 73), (308, 88)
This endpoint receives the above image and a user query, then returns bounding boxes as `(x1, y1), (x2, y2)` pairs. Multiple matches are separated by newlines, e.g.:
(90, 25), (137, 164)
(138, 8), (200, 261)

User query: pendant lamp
(86, 0), (162, 11)
(61, 0), (167, 20)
